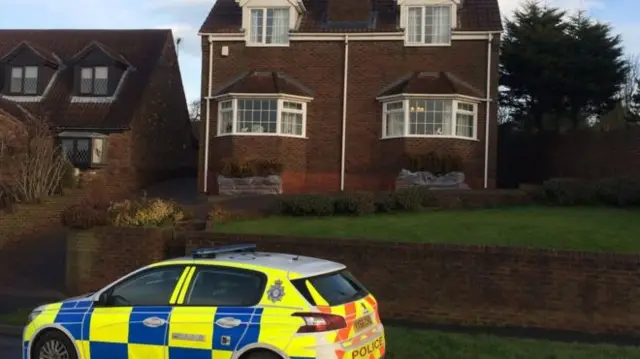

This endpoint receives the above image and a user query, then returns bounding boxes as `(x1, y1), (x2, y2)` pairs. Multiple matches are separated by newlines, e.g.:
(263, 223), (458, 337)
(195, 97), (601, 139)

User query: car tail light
(292, 312), (347, 333)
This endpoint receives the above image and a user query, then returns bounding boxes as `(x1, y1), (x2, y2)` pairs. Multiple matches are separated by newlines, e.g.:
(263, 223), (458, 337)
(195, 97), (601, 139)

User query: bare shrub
(0, 109), (67, 204)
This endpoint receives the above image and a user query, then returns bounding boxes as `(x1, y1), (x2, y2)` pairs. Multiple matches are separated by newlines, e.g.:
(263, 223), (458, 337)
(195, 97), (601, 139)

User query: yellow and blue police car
(23, 244), (385, 359)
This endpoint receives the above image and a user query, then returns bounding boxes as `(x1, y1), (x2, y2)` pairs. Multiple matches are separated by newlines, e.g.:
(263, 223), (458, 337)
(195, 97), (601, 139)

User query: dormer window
(9, 66), (38, 95)
(406, 5), (452, 45)
(80, 66), (108, 95)
(248, 8), (290, 45)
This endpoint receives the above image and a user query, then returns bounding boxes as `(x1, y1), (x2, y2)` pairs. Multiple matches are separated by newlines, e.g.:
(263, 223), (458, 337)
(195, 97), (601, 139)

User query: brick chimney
(327, 0), (373, 23)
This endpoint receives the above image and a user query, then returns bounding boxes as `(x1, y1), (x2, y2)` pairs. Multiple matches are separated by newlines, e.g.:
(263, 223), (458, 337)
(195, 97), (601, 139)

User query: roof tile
(200, 0), (502, 33)
(214, 70), (314, 97)
(378, 71), (484, 98)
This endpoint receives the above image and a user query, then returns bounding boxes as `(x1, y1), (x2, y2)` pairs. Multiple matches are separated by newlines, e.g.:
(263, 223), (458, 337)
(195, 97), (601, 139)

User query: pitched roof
(199, 0), (502, 33)
(0, 29), (173, 130)
(213, 70), (315, 97)
(378, 71), (485, 98)
(1, 41), (61, 65)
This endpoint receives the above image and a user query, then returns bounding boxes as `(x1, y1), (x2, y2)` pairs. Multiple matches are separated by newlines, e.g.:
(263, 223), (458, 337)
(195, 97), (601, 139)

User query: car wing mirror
(94, 291), (110, 306)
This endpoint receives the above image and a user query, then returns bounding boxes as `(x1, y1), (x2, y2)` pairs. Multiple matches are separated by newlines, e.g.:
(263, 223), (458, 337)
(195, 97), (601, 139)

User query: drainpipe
(340, 35), (349, 191)
(203, 36), (214, 193)
(483, 33), (494, 189)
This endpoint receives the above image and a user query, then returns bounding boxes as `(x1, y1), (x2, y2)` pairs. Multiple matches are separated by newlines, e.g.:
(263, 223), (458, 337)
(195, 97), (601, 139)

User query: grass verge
(385, 326), (640, 359)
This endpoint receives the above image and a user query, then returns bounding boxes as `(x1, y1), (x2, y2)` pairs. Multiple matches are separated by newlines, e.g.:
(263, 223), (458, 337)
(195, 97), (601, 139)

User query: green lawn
(214, 206), (640, 253)
(385, 326), (640, 359)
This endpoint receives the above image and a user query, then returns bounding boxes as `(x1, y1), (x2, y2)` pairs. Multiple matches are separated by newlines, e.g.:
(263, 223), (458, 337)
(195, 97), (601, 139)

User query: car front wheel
(32, 330), (77, 359)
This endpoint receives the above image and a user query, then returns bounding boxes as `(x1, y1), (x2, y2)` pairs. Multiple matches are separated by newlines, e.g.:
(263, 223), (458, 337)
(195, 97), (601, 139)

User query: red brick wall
(67, 228), (640, 337)
(131, 34), (196, 177)
(66, 227), (171, 294)
(199, 38), (500, 193)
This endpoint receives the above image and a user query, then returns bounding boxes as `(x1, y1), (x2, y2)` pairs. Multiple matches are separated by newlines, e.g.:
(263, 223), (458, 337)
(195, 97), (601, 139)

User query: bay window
(406, 5), (452, 45)
(217, 97), (307, 137)
(382, 98), (477, 139)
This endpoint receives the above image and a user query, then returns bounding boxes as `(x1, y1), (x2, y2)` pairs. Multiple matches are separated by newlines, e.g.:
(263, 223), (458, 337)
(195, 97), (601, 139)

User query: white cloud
(498, 0), (604, 18)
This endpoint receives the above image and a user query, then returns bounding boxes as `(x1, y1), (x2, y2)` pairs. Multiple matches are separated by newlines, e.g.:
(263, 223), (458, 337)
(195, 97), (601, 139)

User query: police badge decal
(267, 279), (285, 303)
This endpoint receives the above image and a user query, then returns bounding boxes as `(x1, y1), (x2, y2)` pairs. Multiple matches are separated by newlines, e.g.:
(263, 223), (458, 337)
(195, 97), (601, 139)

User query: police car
(23, 244), (385, 359)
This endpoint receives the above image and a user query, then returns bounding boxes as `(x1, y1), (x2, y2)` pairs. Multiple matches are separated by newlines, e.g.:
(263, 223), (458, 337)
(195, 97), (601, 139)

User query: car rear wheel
(32, 330), (78, 359)
(243, 349), (282, 359)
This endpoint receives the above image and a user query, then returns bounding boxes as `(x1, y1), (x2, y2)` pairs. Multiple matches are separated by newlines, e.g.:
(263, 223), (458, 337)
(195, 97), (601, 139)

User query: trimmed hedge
(278, 188), (437, 217)
(536, 177), (640, 207)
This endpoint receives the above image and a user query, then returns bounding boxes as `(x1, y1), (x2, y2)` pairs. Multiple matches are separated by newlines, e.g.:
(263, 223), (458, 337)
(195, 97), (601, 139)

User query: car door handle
(143, 317), (167, 328)
(215, 317), (241, 328)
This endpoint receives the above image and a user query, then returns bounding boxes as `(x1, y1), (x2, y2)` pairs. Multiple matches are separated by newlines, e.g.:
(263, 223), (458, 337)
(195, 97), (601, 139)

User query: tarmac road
(0, 335), (20, 358)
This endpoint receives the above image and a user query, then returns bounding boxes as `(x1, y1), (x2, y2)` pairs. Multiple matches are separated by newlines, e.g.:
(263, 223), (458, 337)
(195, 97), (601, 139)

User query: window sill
(216, 133), (308, 139)
(245, 42), (290, 47)
(403, 42), (452, 47)
(380, 135), (478, 141)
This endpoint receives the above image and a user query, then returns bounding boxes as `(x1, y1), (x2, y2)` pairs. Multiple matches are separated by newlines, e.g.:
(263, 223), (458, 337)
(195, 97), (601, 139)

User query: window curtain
(267, 9), (289, 44)
(428, 6), (451, 43)
(250, 9), (263, 43)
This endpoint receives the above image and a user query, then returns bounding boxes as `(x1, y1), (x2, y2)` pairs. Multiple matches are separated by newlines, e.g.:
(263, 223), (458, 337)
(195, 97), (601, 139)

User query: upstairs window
(9, 66), (38, 94)
(80, 66), (108, 95)
(249, 8), (290, 45)
(406, 5), (452, 45)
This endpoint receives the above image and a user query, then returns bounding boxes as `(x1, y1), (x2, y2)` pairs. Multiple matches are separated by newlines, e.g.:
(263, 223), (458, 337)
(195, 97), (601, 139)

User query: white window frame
(216, 96), (308, 138)
(9, 66), (38, 94)
(247, 7), (291, 47)
(380, 97), (478, 140)
(403, 4), (454, 46)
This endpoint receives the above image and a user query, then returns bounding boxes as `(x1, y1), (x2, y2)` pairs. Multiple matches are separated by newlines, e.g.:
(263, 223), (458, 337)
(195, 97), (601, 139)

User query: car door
(82, 265), (191, 359)
(167, 265), (267, 359)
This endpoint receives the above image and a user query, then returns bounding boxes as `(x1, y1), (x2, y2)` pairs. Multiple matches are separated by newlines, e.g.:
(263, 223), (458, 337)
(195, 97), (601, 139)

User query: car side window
(106, 266), (185, 306)
(184, 267), (266, 307)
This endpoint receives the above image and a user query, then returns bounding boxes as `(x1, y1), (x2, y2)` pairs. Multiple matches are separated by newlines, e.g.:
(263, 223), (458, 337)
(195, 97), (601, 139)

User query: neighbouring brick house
(0, 29), (196, 195)
(198, 0), (502, 194)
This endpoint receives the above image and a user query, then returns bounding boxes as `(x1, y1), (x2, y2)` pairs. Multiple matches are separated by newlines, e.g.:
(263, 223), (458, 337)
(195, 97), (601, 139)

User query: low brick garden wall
(66, 228), (640, 337)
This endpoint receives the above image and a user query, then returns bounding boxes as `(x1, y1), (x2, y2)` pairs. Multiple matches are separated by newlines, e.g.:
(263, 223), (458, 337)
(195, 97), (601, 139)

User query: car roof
(158, 251), (346, 278)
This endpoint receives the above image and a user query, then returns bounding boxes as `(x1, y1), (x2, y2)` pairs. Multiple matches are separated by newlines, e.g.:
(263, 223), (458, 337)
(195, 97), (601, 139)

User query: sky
(1, 0), (638, 103)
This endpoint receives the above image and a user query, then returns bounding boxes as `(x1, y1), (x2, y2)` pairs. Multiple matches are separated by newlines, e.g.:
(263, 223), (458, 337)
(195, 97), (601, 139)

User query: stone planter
(218, 174), (282, 195)
(395, 169), (470, 190)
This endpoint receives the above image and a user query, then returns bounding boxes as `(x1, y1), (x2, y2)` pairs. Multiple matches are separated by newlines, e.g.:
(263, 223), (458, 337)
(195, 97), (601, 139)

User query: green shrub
(390, 187), (423, 211)
(415, 186), (436, 207)
(107, 197), (187, 227)
(278, 194), (334, 216)
(219, 158), (284, 178)
(538, 179), (595, 206)
(593, 177), (640, 206)
(334, 191), (375, 215)
(60, 160), (78, 189)
(406, 151), (463, 175)
(61, 202), (108, 229)
(374, 192), (397, 213)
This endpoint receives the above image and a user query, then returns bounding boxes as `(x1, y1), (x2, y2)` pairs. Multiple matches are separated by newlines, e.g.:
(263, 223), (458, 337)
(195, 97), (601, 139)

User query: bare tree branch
(0, 109), (66, 204)
(621, 53), (640, 112)
(188, 100), (201, 122)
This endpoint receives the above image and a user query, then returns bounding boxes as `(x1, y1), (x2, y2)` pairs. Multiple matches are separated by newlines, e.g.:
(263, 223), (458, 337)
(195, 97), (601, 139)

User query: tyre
(31, 330), (78, 359)
(244, 349), (282, 359)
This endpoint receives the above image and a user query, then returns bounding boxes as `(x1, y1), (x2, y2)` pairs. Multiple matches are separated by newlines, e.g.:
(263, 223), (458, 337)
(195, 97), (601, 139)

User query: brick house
(198, 0), (502, 194)
(0, 30), (196, 195)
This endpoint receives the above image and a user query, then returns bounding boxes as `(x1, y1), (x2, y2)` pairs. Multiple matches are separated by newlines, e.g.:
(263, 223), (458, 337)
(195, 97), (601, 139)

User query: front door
(167, 265), (267, 359)
(82, 265), (190, 359)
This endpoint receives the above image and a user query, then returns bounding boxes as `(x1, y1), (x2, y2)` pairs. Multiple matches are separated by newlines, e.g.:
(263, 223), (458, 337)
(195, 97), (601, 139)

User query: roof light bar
(191, 244), (257, 259)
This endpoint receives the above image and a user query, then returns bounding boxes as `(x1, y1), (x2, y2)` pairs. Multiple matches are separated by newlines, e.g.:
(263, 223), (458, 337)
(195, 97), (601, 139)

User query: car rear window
(292, 270), (369, 306)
